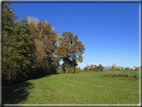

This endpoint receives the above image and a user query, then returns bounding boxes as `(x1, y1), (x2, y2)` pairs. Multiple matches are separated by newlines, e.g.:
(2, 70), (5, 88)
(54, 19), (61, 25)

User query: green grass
(2, 71), (139, 104)
(104, 70), (139, 80)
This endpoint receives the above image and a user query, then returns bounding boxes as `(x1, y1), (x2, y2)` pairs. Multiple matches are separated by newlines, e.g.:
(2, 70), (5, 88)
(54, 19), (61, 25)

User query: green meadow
(2, 71), (139, 104)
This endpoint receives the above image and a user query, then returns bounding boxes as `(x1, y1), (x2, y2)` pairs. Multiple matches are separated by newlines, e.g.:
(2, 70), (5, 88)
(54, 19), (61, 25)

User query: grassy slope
(2, 71), (139, 104)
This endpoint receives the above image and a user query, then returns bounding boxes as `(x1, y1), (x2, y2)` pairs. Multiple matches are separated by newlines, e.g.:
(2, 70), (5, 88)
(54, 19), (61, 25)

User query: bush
(75, 68), (80, 73)
(66, 66), (74, 74)
(105, 73), (129, 78)
(104, 72), (139, 80)
(131, 75), (138, 79)
(56, 69), (61, 74)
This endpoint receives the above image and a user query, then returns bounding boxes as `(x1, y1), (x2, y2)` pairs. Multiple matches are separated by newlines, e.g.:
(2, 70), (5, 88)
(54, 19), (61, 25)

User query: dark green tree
(98, 64), (104, 71)
(2, 2), (19, 84)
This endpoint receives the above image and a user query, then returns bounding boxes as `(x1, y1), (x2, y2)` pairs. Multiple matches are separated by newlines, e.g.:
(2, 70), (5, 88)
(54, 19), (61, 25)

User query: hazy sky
(10, 2), (139, 69)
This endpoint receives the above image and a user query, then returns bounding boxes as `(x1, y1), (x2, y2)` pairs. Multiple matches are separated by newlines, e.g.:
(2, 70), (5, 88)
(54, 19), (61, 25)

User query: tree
(2, 4), (61, 84)
(55, 31), (85, 73)
(125, 67), (129, 71)
(84, 67), (88, 71)
(28, 17), (59, 75)
(3, 15), (35, 83)
(2, 2), (20, 84)
(98, 64), (104, 71)
(118, 68), (120, 70)
(94, 67), (98, 71)
(90, 64), (93, 70)
(121, 67), (124, 70)
(2, 2), (17, 35)
(94, 65), (96, 68)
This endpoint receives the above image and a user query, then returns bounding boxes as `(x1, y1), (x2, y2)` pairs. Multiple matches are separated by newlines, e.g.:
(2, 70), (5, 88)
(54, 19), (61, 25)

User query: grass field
(2, 71), (139, 104)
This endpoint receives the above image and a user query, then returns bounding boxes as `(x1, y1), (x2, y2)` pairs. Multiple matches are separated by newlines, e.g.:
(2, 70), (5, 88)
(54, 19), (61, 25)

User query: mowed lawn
(2, 71), (139, 104)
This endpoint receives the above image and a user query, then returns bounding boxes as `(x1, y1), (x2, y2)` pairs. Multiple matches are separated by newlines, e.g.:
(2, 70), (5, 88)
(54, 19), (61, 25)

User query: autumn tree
(125, 67), (129, 71)
(92, 65), (96, 71)
(29, 18), (59, 75)
(90, 64), (93, 71)
(55, 31), (85, 73)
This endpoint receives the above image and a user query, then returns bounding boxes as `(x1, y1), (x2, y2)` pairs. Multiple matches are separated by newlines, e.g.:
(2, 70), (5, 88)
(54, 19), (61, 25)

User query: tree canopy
(55, 31), (85, 73)
(2, 3), (85, 84)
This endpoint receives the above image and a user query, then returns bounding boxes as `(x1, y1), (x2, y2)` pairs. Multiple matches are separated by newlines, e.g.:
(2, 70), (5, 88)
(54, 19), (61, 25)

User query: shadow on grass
(2, 81), (34, 104)
(2, 73), (56, 104)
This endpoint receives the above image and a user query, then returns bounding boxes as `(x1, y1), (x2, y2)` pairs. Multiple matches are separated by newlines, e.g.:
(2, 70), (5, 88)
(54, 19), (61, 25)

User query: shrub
(105, 73), (129, 78)
(66, 66), (74, 74)
(104, 72), (138, 80)
(57, 69), (61, 74)
(131, 75), (138, 79)
(75, 67), (80, 73)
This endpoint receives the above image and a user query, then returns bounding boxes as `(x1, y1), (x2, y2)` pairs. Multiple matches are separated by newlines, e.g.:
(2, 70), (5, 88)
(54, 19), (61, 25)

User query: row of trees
(105, 67), (133, 71)
(83, 64), (104, 71)
(2, 3), (85, 84)
(83, 64), (140, 72)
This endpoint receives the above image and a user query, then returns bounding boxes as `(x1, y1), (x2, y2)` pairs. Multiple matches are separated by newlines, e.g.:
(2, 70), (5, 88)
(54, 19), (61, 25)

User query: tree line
(83, 64), (140, 71)
(83, 64), (104, 71)
(2, 3), (85, 84)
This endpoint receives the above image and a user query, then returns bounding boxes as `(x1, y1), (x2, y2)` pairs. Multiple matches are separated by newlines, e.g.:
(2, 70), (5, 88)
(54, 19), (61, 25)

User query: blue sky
(10, 2), (139, 69)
